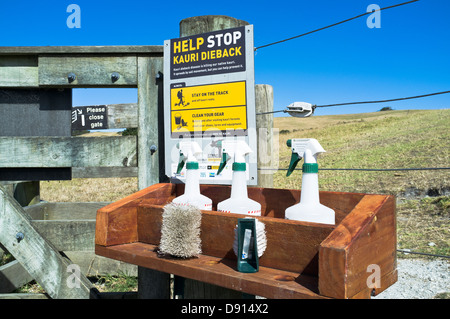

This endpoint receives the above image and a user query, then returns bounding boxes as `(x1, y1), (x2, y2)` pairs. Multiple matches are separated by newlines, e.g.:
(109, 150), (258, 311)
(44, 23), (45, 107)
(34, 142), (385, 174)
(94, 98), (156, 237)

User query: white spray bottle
(284, 138), (335, 225)
(172, 141), (212, 210)
(216, 140), (261, 216)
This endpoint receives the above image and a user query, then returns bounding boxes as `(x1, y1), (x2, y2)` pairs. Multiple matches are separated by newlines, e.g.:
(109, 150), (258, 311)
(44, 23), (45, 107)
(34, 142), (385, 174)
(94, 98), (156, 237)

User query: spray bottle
(172, 141), (212, 210)
(284, 138), (335, 225)
(216, 140), (261, 216)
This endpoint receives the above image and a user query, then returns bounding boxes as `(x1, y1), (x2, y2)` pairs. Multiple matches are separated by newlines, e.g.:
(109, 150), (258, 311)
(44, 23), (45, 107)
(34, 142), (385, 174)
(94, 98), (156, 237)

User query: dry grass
(274, 109), (449, 257)
(40, 177), (138, 203)
(273, 109), (449, 195)
(397, 196), (449, 257)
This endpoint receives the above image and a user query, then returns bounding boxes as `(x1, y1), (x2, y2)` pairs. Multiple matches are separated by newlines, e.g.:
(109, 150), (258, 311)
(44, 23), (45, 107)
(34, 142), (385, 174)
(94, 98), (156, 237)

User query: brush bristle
(233, 218), (267, 258)
(159, 203), (202, 258)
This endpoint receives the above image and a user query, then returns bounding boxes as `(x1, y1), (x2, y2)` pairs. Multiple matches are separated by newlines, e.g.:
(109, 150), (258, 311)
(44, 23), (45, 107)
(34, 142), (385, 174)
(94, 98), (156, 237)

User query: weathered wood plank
(39, 56), (137, 87)
(0, 252), (136, 291)
(72, 167), (138, 178)
(106, 103), (138, 129)
(31, 220), (96, 251)
(23, 202), (48, 220)
(25, 202), (111, 220)
(137, 56), (164, 189)
(0, 136), (137, 168)
(0, 56), (38, 87)
(64, 251), (137, 277)
(255, 84), (274, 189)
(0, 186), (94, 298)
(0, 260), (33, 293)
(0, 46), (163, 55)
(0, 88), (72, 137)
(0, 86), (72, 181)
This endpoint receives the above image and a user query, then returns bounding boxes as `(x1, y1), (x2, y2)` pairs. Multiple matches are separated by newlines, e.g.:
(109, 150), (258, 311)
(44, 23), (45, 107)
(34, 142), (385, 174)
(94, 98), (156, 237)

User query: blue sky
(0, 0), (448, 116)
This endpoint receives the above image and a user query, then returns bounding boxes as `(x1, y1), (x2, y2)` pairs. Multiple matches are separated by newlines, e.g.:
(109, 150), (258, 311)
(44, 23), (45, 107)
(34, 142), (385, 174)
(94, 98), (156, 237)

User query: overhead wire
(255, 0), (421, 51)
(256, 90), (450, 115)
(253, 0), (439, 116)
(253, 0), (450, 261)
(314, 90), (450, 108)
(258, 167), (450, 172)
(397, 249), (450, 259)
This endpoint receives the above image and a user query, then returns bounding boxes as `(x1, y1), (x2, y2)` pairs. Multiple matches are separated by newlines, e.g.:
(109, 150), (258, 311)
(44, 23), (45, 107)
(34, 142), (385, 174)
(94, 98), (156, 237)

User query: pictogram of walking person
(175, 89), (190, 107)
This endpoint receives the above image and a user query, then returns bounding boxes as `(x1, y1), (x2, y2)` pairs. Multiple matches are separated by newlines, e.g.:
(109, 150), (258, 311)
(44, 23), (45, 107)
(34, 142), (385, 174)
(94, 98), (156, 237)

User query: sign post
(164, 25), (257, 185)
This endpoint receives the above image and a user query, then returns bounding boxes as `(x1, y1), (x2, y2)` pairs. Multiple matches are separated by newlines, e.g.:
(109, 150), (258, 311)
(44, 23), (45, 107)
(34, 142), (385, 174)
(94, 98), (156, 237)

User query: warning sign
(170, 81), (247, 138)
(170, 26), (246, 79)
(164, 25), (257, 185)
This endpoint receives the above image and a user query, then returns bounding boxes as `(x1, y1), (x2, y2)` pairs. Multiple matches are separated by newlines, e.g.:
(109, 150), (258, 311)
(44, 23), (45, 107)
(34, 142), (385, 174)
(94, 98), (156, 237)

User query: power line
(397, 249), (450, 259)
(315, 90), (450, 108)
(258, 167), (450, 172)
(255, 89), (450, 115)
(255, 0), (420, 51)
(257, 110), (287, 116)
(319, 167), (450, 172)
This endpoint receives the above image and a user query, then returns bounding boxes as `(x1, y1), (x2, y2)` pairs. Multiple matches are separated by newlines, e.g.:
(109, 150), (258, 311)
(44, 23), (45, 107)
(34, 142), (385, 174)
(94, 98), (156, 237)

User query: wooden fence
(0, 30), (274, 298)
(0, 45), (164, 299)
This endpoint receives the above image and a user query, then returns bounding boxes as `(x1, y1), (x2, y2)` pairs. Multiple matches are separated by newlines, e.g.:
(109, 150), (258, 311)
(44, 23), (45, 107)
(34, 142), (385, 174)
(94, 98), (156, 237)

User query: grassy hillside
(273, 109), (449, 257)
(273, 109), (449, 196)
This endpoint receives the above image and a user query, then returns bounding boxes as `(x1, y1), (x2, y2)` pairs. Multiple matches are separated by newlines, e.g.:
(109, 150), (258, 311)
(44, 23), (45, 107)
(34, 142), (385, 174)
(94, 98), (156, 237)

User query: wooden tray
(95, 183), (397, 299)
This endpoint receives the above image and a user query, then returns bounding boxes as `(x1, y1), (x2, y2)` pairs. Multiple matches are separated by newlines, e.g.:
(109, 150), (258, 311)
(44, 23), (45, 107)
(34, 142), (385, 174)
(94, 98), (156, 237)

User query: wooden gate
(0, 16), (275, 299)
(0, 45), (164, 298)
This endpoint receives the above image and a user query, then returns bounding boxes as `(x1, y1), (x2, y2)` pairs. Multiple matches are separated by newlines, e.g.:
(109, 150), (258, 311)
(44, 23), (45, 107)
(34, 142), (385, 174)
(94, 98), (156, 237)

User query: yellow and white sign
(164, 25), (257, 185)
(171, 81), (247, 137)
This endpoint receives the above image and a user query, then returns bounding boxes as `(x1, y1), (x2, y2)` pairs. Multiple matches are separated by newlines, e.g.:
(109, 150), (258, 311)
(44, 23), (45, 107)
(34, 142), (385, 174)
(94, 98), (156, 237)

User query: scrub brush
(233, 218), (267, 258)
(158, 203), (202, 258)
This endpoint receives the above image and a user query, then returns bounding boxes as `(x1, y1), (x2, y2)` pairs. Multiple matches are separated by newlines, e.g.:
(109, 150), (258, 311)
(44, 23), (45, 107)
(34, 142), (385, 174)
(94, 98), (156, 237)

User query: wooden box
(95, 183), (397, 299)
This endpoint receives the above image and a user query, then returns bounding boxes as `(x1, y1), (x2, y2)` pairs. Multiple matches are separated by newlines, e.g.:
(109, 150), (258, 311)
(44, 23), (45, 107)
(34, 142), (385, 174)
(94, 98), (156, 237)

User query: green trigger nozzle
(176, 152), (185, 174)
(217, 152), (229, 175)
(286, 152), (301, 177)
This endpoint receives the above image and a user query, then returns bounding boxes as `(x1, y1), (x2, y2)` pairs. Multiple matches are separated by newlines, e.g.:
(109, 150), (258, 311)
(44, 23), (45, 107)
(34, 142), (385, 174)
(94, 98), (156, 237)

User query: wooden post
(255, 84), (274, 188)
(137, 56), (164, 190)
(178, 15), (276, 299)
(136, 56), (171, 298)
(179, 15), (249, 38)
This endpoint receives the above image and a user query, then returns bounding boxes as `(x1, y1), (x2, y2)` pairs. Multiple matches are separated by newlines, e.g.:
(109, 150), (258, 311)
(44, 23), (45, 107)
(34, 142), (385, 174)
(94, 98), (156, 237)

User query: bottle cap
(232, 162), (246, 171)
(186, 161), (199, 170)
(302, 163), (318, 173)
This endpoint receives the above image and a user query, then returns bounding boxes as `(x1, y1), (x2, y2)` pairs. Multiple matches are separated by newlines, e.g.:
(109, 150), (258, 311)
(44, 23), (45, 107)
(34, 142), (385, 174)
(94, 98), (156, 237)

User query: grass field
(273, 109), (449, 257)
(273, 109), (449, 195)
(39, 109), (449, 258)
